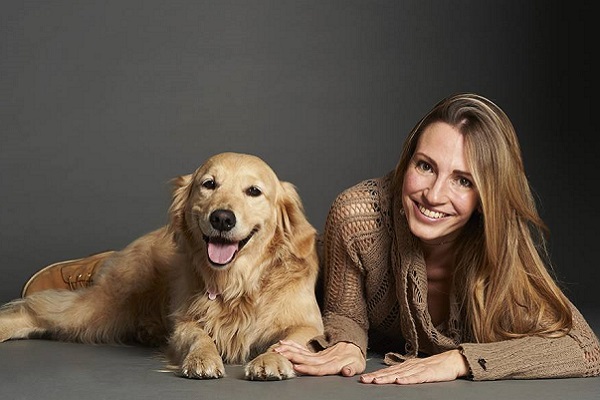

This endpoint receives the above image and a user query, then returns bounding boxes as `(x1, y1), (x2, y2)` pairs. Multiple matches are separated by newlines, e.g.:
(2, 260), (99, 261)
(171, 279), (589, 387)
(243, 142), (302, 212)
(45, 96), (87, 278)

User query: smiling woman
(274, 93), (600, 384)
(401, 121), (480, 247)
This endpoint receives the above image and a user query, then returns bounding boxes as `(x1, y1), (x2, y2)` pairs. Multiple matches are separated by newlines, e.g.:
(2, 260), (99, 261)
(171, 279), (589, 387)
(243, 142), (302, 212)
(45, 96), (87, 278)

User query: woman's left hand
(359, 349), (469, 385)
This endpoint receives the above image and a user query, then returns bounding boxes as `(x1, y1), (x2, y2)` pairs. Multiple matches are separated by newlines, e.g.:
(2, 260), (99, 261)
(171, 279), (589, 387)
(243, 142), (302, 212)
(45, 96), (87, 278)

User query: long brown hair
(393, 93), (572, 342)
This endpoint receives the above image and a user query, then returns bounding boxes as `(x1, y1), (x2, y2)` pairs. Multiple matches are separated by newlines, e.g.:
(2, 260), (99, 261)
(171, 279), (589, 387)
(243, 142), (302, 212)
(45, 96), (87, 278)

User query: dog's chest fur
(193, 292), (271, 363)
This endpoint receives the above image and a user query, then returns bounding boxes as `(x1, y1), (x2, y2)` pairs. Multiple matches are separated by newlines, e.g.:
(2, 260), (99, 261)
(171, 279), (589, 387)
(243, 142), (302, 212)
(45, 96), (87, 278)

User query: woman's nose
(424, 177), (448, 204)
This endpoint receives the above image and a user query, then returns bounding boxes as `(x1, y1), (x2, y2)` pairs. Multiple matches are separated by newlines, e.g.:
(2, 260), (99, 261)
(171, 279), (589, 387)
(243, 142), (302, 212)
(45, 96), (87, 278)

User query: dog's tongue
(207, 240), (239, 265)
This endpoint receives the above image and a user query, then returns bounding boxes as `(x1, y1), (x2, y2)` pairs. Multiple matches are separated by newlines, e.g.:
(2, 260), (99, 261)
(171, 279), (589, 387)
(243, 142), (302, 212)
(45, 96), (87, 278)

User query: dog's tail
(0, 289), (136, 344)
(0, 297), (47, 342)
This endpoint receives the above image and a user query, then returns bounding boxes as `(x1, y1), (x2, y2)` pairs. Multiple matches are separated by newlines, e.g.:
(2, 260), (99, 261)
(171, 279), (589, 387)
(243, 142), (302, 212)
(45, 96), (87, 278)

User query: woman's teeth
(418, 204), (447, 219)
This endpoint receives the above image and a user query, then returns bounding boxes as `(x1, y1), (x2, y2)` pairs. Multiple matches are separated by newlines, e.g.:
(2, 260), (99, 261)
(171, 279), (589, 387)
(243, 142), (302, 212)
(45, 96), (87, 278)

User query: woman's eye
(416, 160), (433, 173)
(202, 179), (216, 190)
(246, 186), (262, 197)
(458, 177), (473, 188)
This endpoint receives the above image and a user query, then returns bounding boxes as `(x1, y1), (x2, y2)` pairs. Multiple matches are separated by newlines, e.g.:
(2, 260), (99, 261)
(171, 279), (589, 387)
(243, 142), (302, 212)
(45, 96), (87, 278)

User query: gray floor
(1, 310), (599, 400)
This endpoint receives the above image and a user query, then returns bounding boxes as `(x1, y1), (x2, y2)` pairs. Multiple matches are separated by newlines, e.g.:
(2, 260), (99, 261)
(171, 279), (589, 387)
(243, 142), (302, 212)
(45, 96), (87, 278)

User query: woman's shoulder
(334, 172), (394, 206)
(328, 172), (394, 224)
(325, 172), (395, 261)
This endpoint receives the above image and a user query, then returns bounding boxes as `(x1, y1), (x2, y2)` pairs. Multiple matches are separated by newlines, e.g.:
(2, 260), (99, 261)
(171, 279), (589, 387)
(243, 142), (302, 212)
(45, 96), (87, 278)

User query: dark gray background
(0, 0), (596, 317)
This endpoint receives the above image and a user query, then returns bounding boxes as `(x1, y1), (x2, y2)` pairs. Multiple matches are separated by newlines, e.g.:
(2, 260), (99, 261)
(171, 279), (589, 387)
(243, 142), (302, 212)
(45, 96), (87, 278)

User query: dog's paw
(179, 353), (225, 379)
(244, 351), (296, 381)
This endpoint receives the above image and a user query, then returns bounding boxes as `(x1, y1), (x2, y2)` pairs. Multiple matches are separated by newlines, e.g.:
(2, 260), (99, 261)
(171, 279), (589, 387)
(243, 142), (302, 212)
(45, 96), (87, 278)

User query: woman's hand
(359, 349), (469, 385)
(273, 340), (366, 377)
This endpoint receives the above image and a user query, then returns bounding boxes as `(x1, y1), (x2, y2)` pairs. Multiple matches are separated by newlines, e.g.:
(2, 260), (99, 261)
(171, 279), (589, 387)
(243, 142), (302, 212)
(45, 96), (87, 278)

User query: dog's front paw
(244, 351), (295, 381)
(180, 353), (225, 379)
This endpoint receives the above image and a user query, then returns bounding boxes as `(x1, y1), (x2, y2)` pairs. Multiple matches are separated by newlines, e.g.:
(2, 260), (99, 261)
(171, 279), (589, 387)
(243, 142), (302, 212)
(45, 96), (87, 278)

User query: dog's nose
(209, 209), (236, 231)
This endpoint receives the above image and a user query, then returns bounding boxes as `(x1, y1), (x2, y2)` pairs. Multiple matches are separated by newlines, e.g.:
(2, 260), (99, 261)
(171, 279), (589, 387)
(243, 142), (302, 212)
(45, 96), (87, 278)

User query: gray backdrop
(1, 1), (596, 314)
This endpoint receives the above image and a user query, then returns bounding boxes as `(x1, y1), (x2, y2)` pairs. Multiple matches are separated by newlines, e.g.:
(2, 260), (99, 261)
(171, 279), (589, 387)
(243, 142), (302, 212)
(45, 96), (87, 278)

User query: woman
(274, 93), (600, 383)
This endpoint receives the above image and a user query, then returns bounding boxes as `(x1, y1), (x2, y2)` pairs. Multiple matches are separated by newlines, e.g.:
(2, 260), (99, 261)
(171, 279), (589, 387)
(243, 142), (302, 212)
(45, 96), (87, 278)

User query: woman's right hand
(274, 340), (366, 377)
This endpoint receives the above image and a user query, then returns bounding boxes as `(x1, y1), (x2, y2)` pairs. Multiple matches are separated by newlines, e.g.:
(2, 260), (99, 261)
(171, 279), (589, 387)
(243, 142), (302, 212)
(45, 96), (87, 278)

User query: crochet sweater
(310, 173), (600, 380)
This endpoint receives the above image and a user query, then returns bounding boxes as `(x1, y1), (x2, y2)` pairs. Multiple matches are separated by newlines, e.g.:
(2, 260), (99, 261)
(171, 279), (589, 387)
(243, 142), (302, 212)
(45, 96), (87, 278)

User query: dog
(0, 152), (324, 380)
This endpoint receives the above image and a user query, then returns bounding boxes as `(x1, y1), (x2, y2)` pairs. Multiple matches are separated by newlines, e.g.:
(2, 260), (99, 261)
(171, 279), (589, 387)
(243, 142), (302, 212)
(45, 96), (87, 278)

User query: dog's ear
(168, 174), (193, 238)
(277, 181), (317, 260)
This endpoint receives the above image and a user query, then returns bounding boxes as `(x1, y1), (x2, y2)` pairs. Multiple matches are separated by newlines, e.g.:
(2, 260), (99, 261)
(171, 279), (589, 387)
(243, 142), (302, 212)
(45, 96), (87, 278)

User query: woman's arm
(309, 186), (374, 355)
(274, 340), (366, 376)
(356, 304), (599, 384)
(359, 349), (468, 384)
(276, 183), (384, 376)
(459, 305), (600, 380)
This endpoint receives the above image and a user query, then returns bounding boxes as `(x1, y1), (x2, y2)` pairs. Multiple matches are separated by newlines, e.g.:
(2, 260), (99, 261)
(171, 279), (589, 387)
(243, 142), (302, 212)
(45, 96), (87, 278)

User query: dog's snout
(209, 209), (236, 231)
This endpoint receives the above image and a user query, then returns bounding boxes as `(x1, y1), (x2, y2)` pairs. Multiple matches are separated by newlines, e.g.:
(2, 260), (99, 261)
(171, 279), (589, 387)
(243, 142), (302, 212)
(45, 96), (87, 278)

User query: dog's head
(168, 152), (316, 271)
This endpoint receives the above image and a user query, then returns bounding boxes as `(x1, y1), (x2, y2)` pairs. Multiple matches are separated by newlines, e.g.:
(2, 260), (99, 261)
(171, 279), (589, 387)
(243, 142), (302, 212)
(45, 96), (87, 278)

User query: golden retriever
(0, 152), (323, 380)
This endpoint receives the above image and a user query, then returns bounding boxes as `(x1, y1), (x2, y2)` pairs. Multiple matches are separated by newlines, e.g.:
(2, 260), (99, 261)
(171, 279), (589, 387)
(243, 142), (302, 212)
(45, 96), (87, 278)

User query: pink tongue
(208, 241), (239, 265)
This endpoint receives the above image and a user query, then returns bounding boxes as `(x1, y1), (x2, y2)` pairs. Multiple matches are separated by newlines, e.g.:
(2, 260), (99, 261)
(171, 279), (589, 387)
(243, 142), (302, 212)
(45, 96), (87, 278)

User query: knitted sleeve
(309, 180), (381, 356)
(459, 303), (600, 380)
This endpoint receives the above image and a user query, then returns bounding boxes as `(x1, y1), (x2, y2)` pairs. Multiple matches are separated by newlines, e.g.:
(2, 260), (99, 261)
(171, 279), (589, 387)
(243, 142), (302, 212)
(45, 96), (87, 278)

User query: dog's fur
(0, 152), (323, 380)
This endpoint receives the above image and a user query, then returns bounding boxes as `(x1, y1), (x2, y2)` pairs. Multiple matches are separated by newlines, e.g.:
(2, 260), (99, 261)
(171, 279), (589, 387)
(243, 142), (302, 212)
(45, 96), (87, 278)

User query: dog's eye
(246, 186), (262, 197)
(202, 179), (216, 190)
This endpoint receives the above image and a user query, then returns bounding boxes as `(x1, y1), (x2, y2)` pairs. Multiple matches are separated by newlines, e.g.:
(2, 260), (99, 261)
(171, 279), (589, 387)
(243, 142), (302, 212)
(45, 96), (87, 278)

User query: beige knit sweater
(310, 173), (600, 380)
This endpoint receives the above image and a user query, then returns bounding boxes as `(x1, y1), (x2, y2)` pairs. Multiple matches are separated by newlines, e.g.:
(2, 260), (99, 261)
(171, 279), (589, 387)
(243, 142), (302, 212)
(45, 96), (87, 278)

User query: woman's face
(402, 122), (480, 245)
